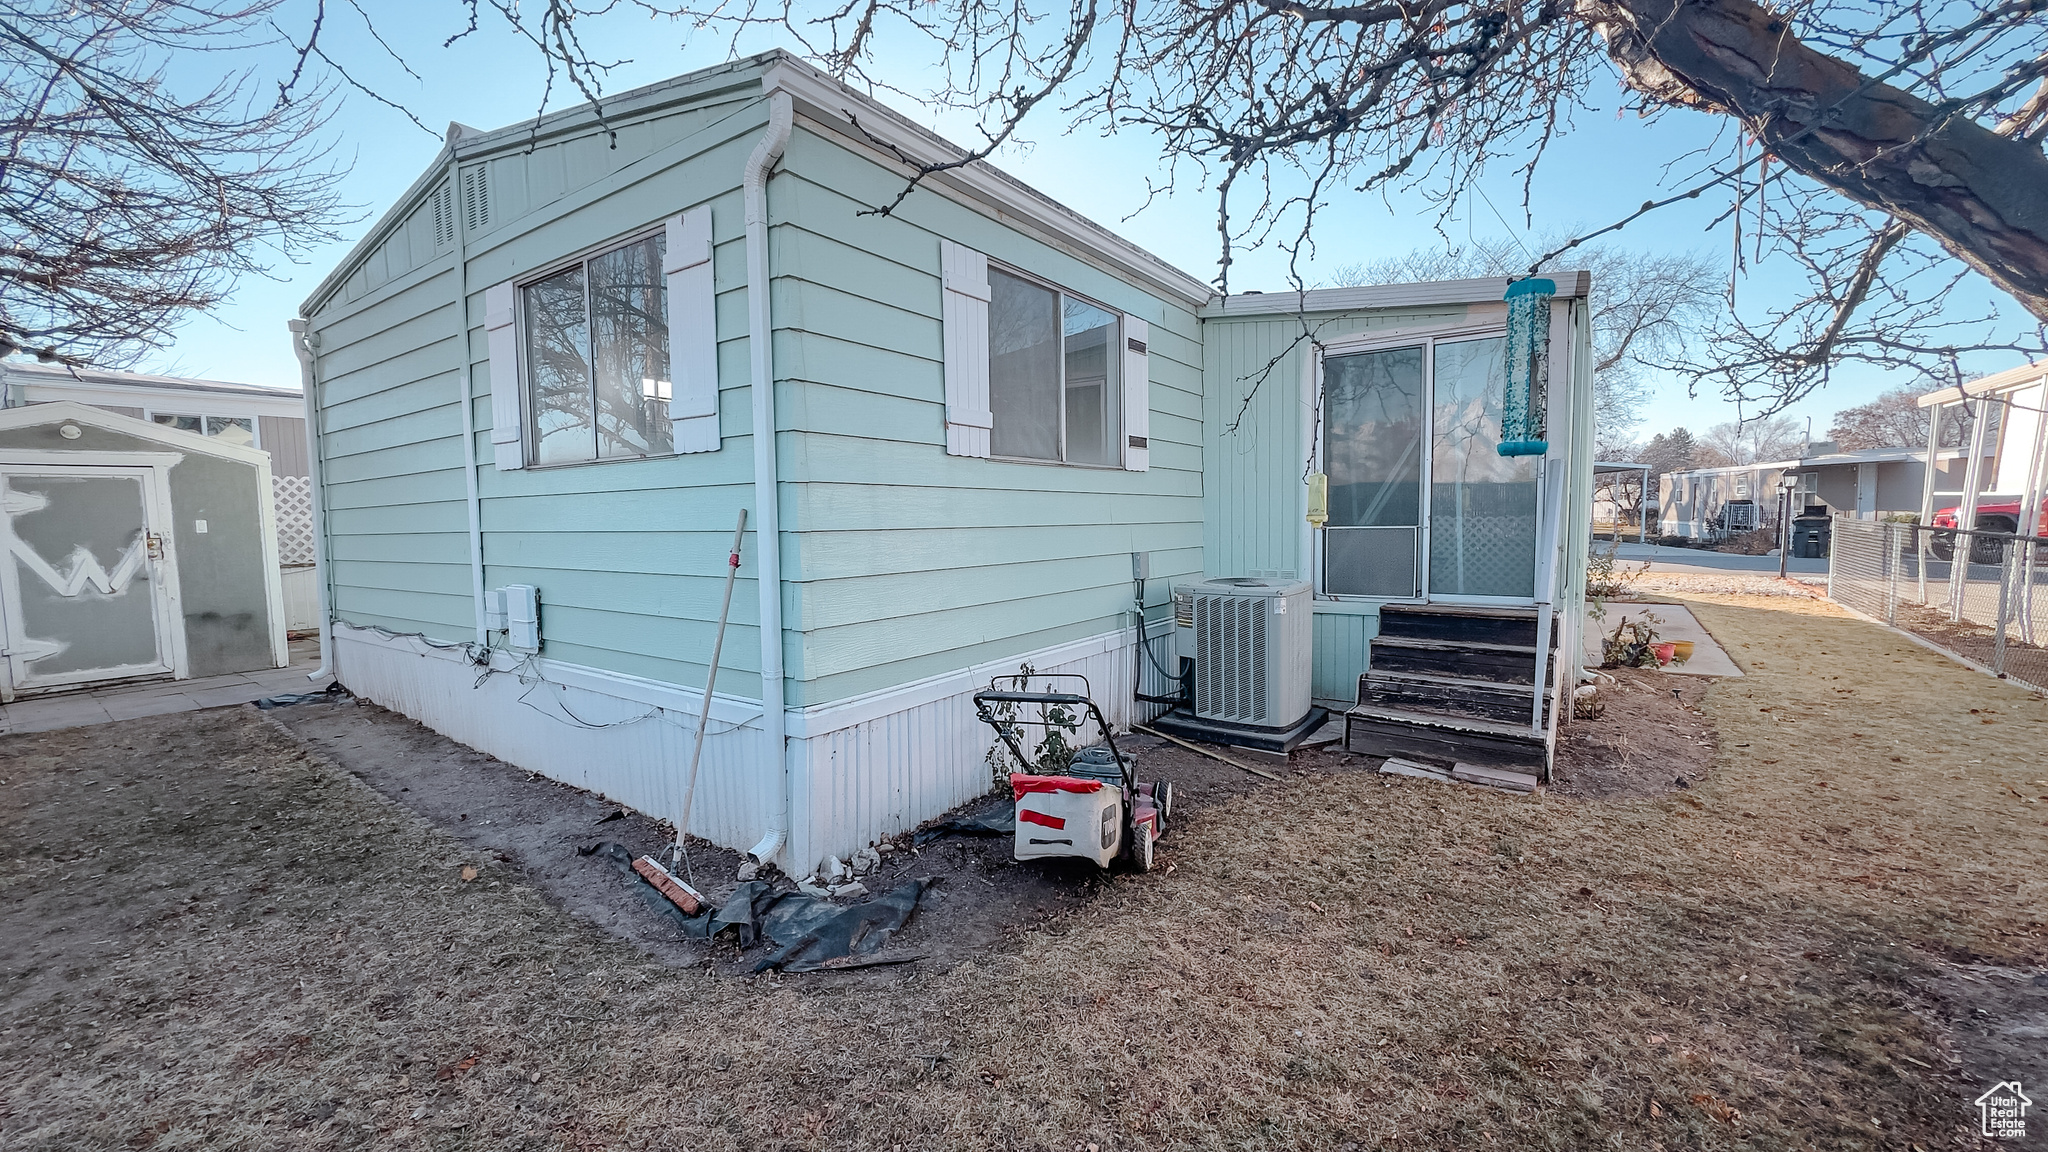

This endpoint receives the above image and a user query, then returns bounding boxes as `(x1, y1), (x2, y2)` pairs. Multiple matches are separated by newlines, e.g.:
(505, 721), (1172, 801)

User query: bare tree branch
(0, 2), (349, 365)
(1583, 0), (2048, 323)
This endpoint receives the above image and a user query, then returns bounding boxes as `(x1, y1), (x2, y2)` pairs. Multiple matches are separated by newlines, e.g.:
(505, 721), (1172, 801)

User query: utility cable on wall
(331, 618), (761, 737)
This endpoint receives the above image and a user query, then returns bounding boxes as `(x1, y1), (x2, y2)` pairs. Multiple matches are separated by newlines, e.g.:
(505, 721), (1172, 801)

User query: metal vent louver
(462, 166), (490, 232)
(430, 182), (455, 247)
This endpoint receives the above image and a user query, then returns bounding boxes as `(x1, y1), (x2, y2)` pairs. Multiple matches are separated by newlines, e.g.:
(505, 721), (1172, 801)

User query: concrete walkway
(0, 640), (329, 736)
(1582, 602), (1745, 677)
(1611, 541), (1829, 577)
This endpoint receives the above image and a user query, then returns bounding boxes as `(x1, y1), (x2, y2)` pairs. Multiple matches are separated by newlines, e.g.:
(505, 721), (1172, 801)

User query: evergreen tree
(1637, 428), (1697, 479)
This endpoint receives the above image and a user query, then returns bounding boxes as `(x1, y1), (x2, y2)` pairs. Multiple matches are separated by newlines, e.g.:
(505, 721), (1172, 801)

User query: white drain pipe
(288, 318), (333, 682)
(744, 91), (795, 867)
(446, 143), (488, 650)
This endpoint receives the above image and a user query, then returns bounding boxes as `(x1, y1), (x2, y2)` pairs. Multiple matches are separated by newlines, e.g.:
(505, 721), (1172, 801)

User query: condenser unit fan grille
(1194, 592), (1269, 723)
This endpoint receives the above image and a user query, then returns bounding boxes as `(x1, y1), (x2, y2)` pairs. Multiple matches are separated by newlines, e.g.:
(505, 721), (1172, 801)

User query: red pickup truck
(1928, 499), (2046, 561)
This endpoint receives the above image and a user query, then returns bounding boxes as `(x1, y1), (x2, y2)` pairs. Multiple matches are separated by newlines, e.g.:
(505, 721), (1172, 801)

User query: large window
(523, 232), (672, 465)
(988, 268), (1120, 465)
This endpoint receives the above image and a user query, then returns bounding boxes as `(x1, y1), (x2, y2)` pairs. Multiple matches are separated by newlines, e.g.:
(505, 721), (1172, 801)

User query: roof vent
(462, 166), (490, 233)
(430, 182), (455, 247)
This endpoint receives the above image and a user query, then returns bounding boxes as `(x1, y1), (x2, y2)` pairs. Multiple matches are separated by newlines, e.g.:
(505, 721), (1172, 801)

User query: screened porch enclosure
(1321, 332), (1540, 602)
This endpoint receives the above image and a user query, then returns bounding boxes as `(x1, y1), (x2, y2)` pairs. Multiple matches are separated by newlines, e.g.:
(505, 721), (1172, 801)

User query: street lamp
(1778, 473), (1801, 579)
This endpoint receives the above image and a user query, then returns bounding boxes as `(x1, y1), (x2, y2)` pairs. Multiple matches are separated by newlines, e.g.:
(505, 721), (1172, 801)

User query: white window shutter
(939, 239), (991, 458)
(484, 279), (524, 471)
(1121, 315), (1150, 472)
(665, 207), (720, 453)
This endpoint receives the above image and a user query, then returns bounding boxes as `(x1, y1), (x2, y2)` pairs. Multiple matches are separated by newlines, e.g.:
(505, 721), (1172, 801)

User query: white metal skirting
(280, 564), (320, 631)
(785, 619), (1177, 874)
(332, 624), (774, 854)
(333, 618), (1178, 877)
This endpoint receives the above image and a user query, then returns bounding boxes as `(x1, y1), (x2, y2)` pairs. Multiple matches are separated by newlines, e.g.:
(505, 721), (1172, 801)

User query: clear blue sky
(147, 5), (2033, 447)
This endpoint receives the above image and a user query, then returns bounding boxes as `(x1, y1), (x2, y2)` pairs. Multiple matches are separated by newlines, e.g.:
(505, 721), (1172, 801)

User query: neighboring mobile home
(1658, 444), (1983, 543)
(297, 51), (1596, 876)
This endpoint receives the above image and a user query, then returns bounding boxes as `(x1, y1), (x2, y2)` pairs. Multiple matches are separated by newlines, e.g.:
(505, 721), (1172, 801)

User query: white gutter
(744, 91), (795, 868)
(287, 319), (334, 682)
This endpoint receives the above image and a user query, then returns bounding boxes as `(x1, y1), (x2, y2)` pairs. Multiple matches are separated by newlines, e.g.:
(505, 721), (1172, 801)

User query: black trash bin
(1792, 515), (1832, 559)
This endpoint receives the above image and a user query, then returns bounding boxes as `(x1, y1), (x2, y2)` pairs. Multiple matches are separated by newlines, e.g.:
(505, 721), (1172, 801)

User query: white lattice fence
(273, 475), (316, 565)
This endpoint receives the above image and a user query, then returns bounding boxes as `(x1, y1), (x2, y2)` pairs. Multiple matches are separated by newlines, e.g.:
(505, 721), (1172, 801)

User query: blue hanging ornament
(1498, 277), (1554, 457)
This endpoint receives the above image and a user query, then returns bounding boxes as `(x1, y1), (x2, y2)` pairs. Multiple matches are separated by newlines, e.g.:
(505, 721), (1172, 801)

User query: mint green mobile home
(296, 51), (1595, 876)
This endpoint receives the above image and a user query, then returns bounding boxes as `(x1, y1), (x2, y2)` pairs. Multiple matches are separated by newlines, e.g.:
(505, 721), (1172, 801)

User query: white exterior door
(0, 465), (184, 699)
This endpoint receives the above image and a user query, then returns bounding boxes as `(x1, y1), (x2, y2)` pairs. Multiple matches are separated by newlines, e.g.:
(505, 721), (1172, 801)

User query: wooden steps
(1376, 602), (1545, 647)
(1344, 603), (1554, 776)
(1367, 636), (1541, 683)
(1358, 668), (1550, 726)
(1345, 705), (1547, 771)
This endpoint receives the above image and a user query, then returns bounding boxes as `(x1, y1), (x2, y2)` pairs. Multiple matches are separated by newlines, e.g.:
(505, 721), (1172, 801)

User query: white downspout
(288, 318), (333, 682)
(448, 148), (488, 649)
(744, 91), (795, 867)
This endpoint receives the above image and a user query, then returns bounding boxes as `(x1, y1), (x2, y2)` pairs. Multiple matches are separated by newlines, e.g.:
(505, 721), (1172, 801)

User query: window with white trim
(987, 267), (1121, 465)
(939, 239), (1150, 471)
(521, 231), (672, 465)
(150, 412), (257, 449)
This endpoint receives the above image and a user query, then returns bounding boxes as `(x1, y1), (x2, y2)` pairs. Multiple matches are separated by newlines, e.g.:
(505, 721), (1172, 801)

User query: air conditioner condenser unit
(1154, 577), (1324, 752)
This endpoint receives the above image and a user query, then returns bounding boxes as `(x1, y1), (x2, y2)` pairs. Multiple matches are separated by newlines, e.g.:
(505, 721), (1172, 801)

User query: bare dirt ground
(1552, 665), (1716, 798)
(262, 700), (1282, 976)
(1890, 600), (2048, 688)
(4, 592), (2047, 1151)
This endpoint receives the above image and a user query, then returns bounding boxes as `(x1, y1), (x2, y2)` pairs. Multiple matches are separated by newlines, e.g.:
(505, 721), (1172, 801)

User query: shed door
(0, 466), (180, 698)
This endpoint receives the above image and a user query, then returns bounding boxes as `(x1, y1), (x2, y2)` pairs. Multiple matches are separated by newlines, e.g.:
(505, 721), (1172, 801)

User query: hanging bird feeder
(1498, 277), (1554, 457)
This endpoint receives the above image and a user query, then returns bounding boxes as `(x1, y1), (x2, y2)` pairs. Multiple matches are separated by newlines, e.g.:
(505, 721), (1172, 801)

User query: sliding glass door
(1321, 334), (1539, 603)
(1429, 336), (1538, 600)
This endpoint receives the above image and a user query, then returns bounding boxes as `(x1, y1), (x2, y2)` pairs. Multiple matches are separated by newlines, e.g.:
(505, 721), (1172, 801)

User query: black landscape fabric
(593, 842), (930, 972)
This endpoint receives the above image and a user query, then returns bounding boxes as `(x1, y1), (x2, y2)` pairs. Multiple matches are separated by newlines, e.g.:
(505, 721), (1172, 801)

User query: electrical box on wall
(503, 584), (540, 652)
(483, 588), (508, 632)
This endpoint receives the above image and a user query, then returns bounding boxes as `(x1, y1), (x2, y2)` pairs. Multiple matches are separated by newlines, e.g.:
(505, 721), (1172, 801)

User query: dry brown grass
(1632, 573), (1827, 598)
(4, 594), (2045, 1150)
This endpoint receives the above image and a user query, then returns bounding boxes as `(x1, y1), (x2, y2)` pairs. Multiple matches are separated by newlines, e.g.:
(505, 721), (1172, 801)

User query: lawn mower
(972, 673), (1172, 871)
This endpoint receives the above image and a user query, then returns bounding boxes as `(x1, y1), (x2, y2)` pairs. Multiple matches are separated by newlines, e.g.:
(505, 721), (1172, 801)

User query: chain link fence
(1828, 515), (2048, 694)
